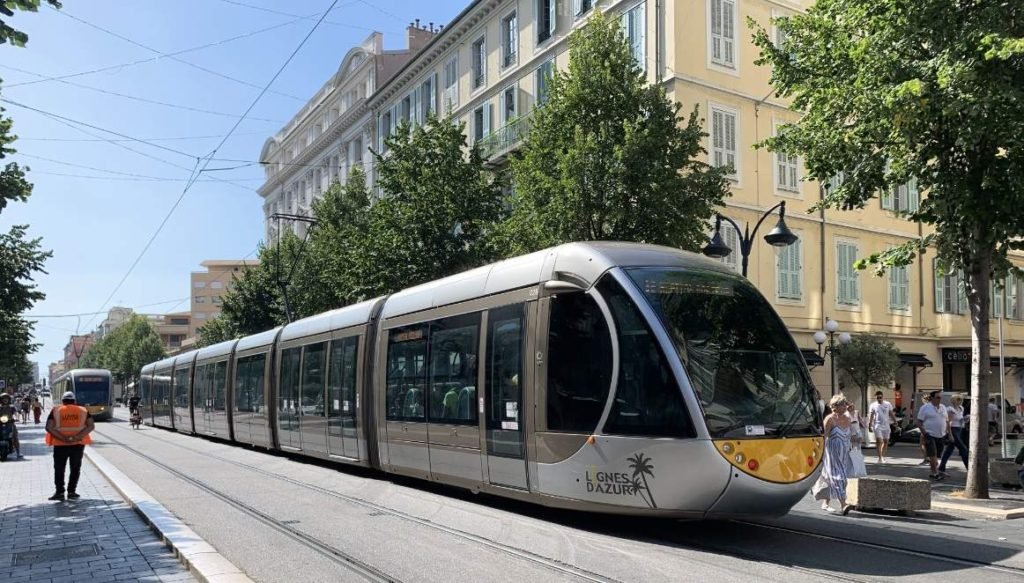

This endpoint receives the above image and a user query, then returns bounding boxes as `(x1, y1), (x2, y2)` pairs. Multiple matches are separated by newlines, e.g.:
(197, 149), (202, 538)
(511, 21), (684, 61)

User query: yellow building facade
(362, 0), (1024, 411)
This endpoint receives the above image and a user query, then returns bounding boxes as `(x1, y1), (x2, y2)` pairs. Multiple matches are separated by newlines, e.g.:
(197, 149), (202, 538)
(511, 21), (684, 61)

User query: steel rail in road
(98, 423), (622, 583)
(100, 434), (399, 583)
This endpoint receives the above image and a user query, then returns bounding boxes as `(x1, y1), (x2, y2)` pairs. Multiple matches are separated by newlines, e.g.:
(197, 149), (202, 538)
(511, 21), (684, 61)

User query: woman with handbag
(812, 394), (856, 515)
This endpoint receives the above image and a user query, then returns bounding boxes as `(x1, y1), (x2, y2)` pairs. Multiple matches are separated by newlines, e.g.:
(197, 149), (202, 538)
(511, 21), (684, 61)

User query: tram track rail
(99, 420), (1024, 581)
(102, 433), (400, 583)
(98, 424), (624, 583)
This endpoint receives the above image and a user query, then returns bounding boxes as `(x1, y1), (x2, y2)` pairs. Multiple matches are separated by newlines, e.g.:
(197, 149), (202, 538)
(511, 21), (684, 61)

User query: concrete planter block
(848, 476), (931, 511)
(989, 458), (1022, 488)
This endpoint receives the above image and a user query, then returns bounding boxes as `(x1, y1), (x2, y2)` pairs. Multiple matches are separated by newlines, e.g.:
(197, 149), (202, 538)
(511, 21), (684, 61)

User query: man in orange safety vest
(45, 391), (95, 501)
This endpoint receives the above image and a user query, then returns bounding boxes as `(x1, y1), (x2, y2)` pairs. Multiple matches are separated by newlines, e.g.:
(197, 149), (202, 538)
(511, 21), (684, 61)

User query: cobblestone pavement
(0, 410), (196, 583)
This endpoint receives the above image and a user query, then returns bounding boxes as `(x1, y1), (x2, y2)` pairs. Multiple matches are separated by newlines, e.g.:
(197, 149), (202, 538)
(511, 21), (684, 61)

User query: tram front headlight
(0, 415), (7, 423)
(734, 453), (745, 464)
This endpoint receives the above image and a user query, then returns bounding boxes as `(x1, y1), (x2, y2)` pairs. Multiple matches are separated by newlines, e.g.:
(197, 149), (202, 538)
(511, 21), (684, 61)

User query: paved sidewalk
(0, 410), (196, 583)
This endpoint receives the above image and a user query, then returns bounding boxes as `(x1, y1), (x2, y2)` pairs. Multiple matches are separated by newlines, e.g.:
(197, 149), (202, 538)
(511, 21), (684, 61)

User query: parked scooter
(0, 412), (14, 461)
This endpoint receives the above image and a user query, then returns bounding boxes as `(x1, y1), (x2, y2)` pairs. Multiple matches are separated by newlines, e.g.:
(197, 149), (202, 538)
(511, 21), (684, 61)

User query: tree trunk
(964, 251), (993, 499)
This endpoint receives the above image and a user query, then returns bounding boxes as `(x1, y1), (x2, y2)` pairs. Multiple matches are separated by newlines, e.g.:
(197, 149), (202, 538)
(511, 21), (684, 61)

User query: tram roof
(61, 368), (111, 378)
(172, 350), (198, 369)
(279, 298), (383, 343)
(152, 355), (177, 371)
(235, 326), (282, 353)
(381, 242), (728, 319)
(195, 339), (238, 362)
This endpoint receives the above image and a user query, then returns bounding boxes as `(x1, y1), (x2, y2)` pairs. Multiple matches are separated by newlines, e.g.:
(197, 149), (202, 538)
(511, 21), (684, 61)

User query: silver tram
(139, 243), (824, 518)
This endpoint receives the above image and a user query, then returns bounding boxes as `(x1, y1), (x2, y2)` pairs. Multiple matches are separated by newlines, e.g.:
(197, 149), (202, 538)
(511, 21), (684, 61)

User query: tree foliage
(502, 11), (730, 255)
(79, 315), (164, 389)
(836, 334), (901, 412)
(752, 0), (1024, 497)
(369, 115), (504, 294)
(0, 0), (61, 47)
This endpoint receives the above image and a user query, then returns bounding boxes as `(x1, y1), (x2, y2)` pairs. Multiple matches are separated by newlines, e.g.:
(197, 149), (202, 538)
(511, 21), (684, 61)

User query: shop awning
(801, 349), (825, 368)
(993, 356), (1024, 369)
(899, 353), (933, 368)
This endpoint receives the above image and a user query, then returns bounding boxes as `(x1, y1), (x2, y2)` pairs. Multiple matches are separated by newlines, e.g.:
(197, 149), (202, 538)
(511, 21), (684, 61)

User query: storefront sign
(942, 348), (972, 363)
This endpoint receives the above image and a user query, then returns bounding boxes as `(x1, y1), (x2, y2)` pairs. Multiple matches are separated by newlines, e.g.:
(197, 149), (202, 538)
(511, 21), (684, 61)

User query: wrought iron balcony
(477, 113), (531, 162)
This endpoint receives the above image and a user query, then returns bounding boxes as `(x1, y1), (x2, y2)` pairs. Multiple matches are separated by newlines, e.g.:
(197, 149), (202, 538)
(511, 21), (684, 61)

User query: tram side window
(328, 336), (359, 435)
(546, 291), (613, 432)
(140, 376), (150, 404)
(280, 348), (302, 427)
(238, 353), (267, 414)
(194, 364), (208, 412)
(234, 358), (251, 412)
(597, 276), (695, 438)
(213, 361), (228, 412)
(300, 342), (327, 416)
(428, 313), (480, 425)
(386, 326), (427, 422)
(173, 368), (189, 408)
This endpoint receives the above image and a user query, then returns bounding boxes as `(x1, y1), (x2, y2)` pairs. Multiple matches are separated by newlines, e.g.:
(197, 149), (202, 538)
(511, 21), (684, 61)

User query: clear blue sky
(1, 0), (466, 370)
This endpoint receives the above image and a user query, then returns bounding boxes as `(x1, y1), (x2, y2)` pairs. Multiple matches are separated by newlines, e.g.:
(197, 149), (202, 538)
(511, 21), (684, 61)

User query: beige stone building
(144, 313), (191, 354)
(190, 260), (259, 338)
(261, 0), (1023, 412)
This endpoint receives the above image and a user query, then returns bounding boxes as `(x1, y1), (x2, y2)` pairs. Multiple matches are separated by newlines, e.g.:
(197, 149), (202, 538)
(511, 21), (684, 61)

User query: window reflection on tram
(627, 268), (820, 438)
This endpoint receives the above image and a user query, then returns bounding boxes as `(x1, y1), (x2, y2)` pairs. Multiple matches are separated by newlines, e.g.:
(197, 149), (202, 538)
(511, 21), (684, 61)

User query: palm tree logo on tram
(628, 452), (657, 509)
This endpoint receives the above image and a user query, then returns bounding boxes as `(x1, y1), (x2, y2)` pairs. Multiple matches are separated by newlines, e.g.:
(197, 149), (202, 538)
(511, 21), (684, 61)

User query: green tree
(835, 334), (901, 414)
(501, 11), (730, 255)
(368, 114), (504, 295)
(79, 315), (164, 391)
(196, 316), (237, 348)
(217, 242), (287, 335)
(752, 0), (1024, 497)
(305, 167), (373, 306)
(0, 0), (61, 47)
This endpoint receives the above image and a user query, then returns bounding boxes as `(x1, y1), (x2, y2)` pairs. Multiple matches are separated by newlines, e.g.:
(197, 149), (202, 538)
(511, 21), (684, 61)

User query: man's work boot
(48, 492), (65, 501)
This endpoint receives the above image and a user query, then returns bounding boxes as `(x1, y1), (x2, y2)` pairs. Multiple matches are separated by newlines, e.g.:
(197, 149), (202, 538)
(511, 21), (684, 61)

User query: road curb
(85, 446), (255, 583)
(932, 499), (1024, 520)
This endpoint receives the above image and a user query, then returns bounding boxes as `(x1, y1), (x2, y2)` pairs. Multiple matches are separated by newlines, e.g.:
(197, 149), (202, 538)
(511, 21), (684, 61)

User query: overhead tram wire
(25, 297), (193, 319)
(216, 0), (394, 33)
(14, 153), (262, 184)
(81, 0), (342, 331)
(2, 99), (256, 192)
(0, 64), (286, 123)
(162, 247), (260, 317)
(17, 131), (269, 143)
(50, 7), (309, 102)
(5, 15), (313, 90)
(28, 171), (262, 183)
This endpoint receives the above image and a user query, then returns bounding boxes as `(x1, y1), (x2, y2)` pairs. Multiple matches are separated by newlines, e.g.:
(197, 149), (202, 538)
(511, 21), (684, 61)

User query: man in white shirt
(868, 391), (897, 463)
(917, 391), (950, 480)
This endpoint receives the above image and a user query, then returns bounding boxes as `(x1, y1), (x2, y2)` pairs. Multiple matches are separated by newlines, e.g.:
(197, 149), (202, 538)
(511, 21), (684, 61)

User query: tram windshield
(73, 374), (111, 406)
(627, 268), (820, 438)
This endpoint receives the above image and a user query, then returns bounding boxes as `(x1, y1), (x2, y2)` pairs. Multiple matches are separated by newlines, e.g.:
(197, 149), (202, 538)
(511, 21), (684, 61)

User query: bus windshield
(626, 268), (821, 438)
(74, 375), (111, 406)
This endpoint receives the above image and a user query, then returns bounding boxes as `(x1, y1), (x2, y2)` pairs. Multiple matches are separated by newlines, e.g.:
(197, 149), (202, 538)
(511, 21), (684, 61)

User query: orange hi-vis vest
(45, 404), (93, 447)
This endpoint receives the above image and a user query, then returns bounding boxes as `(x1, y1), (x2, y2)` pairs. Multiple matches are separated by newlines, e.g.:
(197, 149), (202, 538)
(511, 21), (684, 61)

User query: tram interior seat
(457, 386), (475, 420)
(403, 388), (424, 418)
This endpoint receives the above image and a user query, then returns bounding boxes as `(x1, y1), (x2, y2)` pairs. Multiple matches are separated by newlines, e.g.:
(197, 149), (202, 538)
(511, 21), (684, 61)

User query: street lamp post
(814, 318), (852, 396)
(701, 201), (799, 277)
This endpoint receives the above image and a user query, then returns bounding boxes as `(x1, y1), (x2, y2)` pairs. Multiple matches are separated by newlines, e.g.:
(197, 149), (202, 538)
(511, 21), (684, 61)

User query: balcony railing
(477, 114), (531, 162)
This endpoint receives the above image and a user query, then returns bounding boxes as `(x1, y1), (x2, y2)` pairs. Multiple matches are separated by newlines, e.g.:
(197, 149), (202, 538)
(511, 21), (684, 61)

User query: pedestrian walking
(917, 391), (950, 480)
(988, 397), (1001, 446)
(938, 394), (969, 475)
(812, 394), (855, 515)
(868, 391), (897, 463)
(44, 391), (95, 501)
(31, 395), (42, 424)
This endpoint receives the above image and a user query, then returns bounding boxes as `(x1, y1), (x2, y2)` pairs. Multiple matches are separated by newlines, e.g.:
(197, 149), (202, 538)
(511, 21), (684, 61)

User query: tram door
(484, 304), (528, 490)
(278, 347), (302, 450)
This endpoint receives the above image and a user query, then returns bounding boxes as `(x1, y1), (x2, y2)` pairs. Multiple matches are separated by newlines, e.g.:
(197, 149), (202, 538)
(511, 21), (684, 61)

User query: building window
(775, 124), (799, 192)
(709, 0), (736, 68)
(193, 281), (206, 288)
(836, 241), (860, 305)
(889, 265), (910, 311)
(574, 0), (594, 17)
(473, 104), (491, 142)
(881, 179), (920, 213)
(194, 296), (206, 304)
(169, 318), (189, 326)
(777, 238), (802, 300)
(536, 60), (553, 106)
(714, 220), (740, 273)
(537, 0), (556, 44)
(622, 3), (646, 72)
(212, 296), (223, 305)
(419, 74), (436, 122)
(501, 85), (517, 124)
(195, 312), (206, 320)
(934, 259), (966, 315)
(501, 11), (518, 68)
(400, 94), (412, 123)
(472, 36), (486, 90)
(1008, 273), (1020, 320)
(711, 106), (738, 178)
(378, 110), (392, 152)
(443, 56), (459, 111)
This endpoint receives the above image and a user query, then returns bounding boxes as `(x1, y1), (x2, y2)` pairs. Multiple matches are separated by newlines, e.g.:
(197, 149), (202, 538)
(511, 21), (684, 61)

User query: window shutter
(792, 241), (802, 298)
(909, 178), (920, 212)
(777, 249), (788, 298)
(573, 0), (582, 16)
(956, 271), (967, 315)
(712, 110), (723, 167)
(549, 0), (557, 37)
(483, 103), (492, 136)
(881, 186), (893, 210)
(723, 0), (735, 66)
(837, 244), (848, 303)
(724, 112), (736, 171)
(1008, 274), (1019, 319)
(711, 0), (722, 61)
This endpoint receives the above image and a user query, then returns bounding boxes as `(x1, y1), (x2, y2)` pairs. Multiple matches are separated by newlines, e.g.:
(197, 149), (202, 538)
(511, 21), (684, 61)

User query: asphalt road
(89, 413), (1024, 582)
